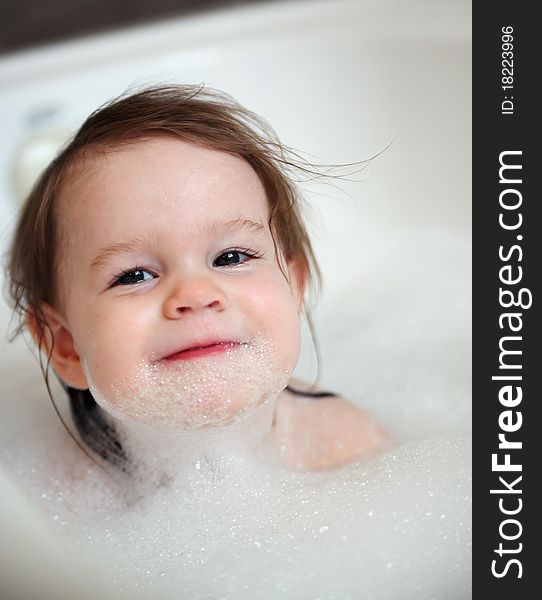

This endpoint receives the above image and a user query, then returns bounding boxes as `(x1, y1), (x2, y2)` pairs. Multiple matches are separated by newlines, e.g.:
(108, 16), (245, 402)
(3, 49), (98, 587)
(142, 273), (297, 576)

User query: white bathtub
(0, 0), (471, 598)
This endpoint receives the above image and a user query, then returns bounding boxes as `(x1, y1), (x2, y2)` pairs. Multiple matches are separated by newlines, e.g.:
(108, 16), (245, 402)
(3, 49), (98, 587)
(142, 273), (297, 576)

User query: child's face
(46, 137), (305, 427)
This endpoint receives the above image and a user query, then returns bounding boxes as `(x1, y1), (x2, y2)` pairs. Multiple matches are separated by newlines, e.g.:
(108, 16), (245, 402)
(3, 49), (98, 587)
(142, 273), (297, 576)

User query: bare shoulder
(274, 379), (391, 471)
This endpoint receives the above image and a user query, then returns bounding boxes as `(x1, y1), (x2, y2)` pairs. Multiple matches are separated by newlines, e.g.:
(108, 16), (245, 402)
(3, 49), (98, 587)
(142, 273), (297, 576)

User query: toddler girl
(6, 84), (388, 474)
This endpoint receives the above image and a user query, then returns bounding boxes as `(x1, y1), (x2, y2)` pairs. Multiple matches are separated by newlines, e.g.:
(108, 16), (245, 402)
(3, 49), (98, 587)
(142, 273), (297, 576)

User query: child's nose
(162, 275), (226, 319)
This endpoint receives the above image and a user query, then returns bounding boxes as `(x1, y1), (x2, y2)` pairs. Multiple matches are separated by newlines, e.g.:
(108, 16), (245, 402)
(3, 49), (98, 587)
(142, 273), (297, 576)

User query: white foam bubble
(1, 360), (471, 599)
(29, 435), (470, 600)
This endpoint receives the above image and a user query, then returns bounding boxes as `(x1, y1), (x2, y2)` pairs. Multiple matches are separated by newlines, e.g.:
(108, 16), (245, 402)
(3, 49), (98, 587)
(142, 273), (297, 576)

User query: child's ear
(287, 256), (308, 314)
(27, 303), (89, 390)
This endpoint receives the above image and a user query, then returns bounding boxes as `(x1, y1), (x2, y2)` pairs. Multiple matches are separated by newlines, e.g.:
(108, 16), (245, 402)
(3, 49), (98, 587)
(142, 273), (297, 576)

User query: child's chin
(92, 369), (286, 431)
(171, 392), (267, 430)
(87, 337), (289, 429)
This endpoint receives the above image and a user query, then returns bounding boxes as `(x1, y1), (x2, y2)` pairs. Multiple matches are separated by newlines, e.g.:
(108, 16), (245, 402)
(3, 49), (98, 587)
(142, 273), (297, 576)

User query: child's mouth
(162, 342), (241, 362)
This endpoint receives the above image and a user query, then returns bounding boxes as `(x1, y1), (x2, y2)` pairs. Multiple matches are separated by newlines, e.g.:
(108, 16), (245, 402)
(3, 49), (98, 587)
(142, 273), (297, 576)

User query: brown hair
(4, 84), (324, 467)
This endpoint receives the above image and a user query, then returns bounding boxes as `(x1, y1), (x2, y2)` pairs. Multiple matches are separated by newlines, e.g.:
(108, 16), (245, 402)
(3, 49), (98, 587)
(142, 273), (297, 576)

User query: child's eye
(213, 248), (262, 267)
(110, 268), (155, 287)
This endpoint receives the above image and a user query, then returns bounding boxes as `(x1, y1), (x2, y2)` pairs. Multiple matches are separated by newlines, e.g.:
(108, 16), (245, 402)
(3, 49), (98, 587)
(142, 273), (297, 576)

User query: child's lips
(161, 341), (241, 362)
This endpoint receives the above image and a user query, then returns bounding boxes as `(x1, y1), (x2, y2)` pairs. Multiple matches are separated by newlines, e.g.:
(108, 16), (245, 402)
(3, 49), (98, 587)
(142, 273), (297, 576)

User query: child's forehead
(63, 136), (262, 194)
(55, 137), (270, 240)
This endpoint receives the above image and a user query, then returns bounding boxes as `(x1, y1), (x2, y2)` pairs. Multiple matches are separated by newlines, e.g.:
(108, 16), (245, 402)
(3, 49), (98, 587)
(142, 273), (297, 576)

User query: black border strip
(473, 2), (539, 596)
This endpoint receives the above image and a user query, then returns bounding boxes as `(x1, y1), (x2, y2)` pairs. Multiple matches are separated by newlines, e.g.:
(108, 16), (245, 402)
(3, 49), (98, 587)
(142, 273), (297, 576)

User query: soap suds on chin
(83, 334), (289, 430)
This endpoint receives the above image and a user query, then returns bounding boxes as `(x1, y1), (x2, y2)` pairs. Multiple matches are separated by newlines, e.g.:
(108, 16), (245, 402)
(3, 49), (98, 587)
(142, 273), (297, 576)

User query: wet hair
(5, 84), (324, 468)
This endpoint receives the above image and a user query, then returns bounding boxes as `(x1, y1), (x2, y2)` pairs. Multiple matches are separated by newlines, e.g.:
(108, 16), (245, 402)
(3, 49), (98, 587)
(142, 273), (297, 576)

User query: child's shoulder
(274, 379), (390, 471)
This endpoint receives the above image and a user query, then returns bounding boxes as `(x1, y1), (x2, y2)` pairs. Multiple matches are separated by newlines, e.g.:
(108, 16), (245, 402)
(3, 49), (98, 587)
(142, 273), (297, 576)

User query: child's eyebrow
(89, 218), (265, 272)
(204, 217), (265, 237)
(90, 237), (148, 272)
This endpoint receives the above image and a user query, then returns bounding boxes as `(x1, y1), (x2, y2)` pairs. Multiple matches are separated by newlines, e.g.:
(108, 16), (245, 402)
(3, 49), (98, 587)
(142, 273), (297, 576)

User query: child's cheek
(241, 277), (297, 322)
(238, 278), (301, 369)
(82, 306), (150, 386)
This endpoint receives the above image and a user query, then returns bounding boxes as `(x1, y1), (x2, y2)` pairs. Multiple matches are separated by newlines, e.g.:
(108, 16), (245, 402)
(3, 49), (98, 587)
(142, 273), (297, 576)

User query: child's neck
(111, 392), (281, 482)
